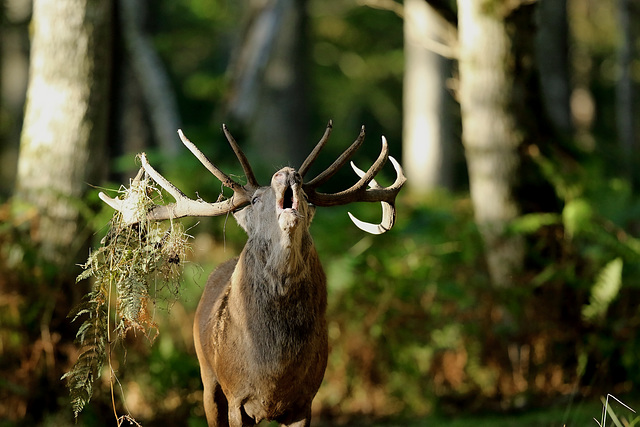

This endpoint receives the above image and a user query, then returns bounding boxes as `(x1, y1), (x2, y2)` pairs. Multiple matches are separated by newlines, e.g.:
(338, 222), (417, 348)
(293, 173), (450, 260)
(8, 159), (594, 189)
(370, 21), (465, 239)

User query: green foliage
(526, 147), (640, 389)
(562, 198), (593, 239)
(314, 194), (491, 416)
(508, 212), (561, 234)
(61, 287), (108, 418)
(582, 257), (623, 323)
(62, 173), (190, 418)
(310, 1), (404, 145)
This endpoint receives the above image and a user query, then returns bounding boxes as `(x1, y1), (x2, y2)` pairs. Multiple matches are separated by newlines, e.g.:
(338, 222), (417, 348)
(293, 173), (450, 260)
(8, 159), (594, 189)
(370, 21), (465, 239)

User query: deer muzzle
(273, 168), (304, 231)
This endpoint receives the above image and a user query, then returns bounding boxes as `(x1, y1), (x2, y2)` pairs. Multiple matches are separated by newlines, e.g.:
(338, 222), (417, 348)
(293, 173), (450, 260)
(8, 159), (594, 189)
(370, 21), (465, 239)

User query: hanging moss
(62, 171), (190, 418)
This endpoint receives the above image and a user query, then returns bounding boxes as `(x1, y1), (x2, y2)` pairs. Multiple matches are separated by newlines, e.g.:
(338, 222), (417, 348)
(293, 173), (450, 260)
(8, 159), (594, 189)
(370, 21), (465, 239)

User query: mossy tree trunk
(15, 0), (112, 270)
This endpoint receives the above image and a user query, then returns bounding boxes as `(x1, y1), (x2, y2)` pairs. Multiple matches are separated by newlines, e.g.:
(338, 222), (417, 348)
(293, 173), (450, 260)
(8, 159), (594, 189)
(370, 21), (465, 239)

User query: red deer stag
(99, 122), (405, 426)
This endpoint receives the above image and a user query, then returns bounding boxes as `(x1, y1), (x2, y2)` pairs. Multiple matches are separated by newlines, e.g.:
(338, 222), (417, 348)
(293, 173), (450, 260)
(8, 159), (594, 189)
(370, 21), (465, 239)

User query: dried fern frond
(63, 170), (191, 419)
(62, 287), (108, 418)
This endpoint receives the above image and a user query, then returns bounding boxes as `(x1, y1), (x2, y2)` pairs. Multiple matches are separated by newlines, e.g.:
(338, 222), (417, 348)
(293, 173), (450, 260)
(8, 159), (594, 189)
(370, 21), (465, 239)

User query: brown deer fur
(193, 168), (328, 426)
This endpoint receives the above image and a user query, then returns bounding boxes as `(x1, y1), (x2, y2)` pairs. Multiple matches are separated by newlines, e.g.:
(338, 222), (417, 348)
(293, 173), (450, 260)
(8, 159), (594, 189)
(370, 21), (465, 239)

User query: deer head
(99, 121), (406, 235)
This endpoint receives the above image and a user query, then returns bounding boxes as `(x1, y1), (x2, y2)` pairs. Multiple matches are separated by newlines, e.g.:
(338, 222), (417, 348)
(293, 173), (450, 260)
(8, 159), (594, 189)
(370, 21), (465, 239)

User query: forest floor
(313, 397), (639, 427)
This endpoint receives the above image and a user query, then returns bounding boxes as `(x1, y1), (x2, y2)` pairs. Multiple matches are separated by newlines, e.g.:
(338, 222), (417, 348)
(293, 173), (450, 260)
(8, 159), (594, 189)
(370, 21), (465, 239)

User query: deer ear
(233, 206), (251, 234)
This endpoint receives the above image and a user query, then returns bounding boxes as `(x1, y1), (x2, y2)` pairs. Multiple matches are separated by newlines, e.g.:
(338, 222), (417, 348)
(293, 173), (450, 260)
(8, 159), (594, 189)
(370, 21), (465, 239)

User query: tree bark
(0, 0), (31, 196)
(15, 0), (112, 268)
(119, 0), (181, 155)
(457, 0), (524, 287)
(403, 0), (455, 193)
(225, 0), (310, 168)
(535, 0), (572, 136)
(616, 0), (640, 185)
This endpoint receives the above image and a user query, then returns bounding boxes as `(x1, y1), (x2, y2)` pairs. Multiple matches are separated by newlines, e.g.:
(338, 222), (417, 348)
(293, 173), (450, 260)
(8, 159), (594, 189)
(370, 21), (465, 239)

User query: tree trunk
(403, 0), (455, 193)
(457, 0), (524, 287)
(225, 0), (310, 168)
(535, 0), (572, 136)
(119, 0), (181, 156)
(15, 0), (112, 268)
(0, 0), (31, 196)
(616, 0), (640, 185)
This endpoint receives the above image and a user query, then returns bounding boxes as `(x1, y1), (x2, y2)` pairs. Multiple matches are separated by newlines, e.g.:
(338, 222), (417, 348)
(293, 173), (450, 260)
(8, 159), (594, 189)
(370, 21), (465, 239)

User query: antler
(99, 126), (258, 225)
(301, 125), (406, 234)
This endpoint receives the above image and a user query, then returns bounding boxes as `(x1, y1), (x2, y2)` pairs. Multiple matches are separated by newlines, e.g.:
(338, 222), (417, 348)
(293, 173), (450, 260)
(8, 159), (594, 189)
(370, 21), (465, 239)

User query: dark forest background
(2, 0), (640, 425)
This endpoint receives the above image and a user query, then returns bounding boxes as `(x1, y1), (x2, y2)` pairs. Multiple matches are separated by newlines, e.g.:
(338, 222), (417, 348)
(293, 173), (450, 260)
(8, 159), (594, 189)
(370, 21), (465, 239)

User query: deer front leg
(202, 378), (229, 427)
(281, 405), (312, 427)
(284, 418), (311, 427)
(227, 404), (246, 427)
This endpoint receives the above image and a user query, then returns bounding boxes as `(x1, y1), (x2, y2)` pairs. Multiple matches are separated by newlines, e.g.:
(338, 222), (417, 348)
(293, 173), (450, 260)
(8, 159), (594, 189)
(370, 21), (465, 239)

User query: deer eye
(252, 195), (260, 205)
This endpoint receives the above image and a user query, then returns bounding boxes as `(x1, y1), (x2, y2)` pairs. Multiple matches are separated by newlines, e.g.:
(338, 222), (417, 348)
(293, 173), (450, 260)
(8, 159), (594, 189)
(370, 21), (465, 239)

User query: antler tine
(349, 149), (406, 203)
(303, 135), (406, 234)
(304, 135), (389, 206)
(177, 130), (245, 191)
(222, 124), (260, 189)
(98, 167), (147, 224)
(347, 155), (405, 234)
(304, 125), (366, 189)
(99, 129), (255, 225)
(140, 152), (251, 221)
(299, 120), (333, 178)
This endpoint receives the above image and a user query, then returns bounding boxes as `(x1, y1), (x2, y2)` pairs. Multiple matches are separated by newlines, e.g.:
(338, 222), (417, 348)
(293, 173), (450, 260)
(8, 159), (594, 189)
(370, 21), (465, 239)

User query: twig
(594, 394), (636, 427)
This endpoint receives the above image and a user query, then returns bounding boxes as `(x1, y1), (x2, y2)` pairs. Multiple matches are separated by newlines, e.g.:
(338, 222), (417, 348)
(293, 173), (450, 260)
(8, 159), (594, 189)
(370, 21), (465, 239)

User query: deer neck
(228, 230), (324, 363)
(240, 229), (315, 288)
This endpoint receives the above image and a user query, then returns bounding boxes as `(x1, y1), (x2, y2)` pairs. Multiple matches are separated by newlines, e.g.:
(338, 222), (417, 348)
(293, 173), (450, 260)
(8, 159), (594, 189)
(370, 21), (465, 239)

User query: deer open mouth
(278, 184), (299, 213)
(276, 183), (302, 232)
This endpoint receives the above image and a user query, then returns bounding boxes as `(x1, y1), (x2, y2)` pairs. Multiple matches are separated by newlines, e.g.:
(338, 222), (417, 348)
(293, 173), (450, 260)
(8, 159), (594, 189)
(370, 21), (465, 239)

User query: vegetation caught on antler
(62, 169), (190, 418)
(61, 286), (108, 418)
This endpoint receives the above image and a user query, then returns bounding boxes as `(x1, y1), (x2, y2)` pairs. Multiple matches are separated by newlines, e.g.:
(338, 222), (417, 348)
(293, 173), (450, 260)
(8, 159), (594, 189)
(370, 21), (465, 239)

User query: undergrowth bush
(312, 147), (640, 419)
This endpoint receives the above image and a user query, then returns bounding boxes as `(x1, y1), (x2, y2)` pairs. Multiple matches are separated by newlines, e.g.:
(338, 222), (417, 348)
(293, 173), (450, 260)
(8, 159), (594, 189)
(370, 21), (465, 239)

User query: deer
(99, 121), (405, 426)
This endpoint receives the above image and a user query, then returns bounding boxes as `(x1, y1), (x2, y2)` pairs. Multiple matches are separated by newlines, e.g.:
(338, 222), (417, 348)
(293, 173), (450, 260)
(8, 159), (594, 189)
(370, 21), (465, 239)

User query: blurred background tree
(403, 0), (457, 193)
(225, 0), (312, 167)
(14, 0), (112, 268)
(457, 0), (529, 288)
(2, 0), (640, 426)
(1, 0), (113, 423)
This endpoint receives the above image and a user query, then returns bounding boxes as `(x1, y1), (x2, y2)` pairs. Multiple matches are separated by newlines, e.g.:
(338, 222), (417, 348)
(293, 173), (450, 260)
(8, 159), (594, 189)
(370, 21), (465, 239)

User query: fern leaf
(65, 173), (190, 418)
(509, 213), (560, 234)
(582, 257), (623, 323)
(62, 291), (108, 418)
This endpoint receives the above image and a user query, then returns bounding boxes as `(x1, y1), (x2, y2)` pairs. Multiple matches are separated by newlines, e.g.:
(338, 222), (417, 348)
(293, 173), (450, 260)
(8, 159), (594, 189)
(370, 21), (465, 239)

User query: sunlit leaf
(582, 257), (623, 323)
(563, 198), (593, 239)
